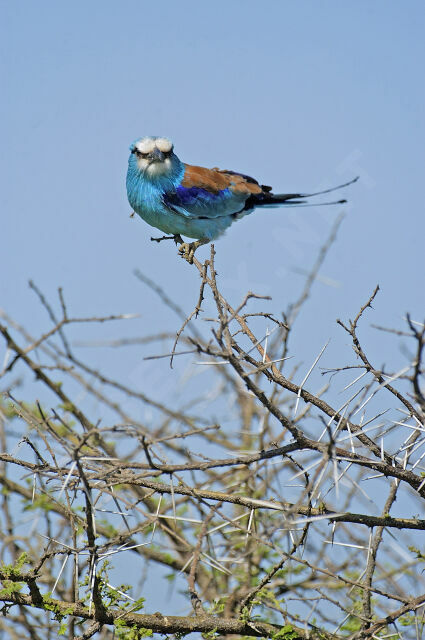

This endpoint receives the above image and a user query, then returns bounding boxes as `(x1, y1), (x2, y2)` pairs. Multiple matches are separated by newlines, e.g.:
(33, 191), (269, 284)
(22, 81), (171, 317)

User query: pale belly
(134, 205), (235, 241)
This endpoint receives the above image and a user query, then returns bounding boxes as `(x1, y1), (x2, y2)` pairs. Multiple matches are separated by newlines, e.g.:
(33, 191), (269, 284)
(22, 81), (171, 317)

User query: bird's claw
(177, 238), (209, 263)
(178, 242), (197, 264)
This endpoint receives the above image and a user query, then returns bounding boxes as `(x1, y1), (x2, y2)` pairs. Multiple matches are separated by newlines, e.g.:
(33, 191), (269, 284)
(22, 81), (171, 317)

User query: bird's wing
(163, 164), (353, 219)
(162, 164), (265, 219)
(182, 165), (265, 195)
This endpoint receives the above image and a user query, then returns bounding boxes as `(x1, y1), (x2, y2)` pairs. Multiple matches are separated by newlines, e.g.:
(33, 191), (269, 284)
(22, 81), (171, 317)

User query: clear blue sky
(1, 0), (424, 614)
(2, 1), (424, 336)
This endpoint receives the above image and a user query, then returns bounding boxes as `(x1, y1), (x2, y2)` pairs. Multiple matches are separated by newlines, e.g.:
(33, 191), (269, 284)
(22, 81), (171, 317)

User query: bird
(126, 136), (357, 263)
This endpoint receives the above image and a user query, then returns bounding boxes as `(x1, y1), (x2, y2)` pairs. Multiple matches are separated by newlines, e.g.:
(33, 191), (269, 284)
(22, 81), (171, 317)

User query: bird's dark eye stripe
(132, 149), (149, 158)
(131, 148), (173, 158)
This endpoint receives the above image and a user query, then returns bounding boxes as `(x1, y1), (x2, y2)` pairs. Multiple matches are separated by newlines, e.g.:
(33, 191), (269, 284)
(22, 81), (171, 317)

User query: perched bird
(126, 136), (357, 263)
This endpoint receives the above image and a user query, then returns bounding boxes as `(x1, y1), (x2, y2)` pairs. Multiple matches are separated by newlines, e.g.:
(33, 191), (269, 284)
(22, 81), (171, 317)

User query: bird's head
(129, 136), (182, 181)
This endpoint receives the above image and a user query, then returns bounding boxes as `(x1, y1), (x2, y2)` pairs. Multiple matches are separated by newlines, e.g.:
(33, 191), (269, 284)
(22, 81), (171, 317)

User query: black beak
(148, 148), (165, 163)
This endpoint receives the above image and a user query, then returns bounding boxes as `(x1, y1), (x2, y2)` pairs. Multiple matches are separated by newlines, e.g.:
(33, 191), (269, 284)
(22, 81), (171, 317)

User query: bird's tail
(257, 176), (359, 207)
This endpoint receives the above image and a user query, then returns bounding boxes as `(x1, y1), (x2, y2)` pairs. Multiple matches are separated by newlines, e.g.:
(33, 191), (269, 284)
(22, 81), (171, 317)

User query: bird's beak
(148, 148), (165, 163)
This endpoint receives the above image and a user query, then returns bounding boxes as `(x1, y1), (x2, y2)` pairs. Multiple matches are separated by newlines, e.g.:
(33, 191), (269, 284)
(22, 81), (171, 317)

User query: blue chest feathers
(126, 156), (184, 215)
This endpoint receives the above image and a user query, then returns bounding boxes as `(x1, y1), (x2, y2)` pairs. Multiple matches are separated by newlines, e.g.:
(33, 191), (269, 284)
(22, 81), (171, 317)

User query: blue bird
(126, 136), (357, 262)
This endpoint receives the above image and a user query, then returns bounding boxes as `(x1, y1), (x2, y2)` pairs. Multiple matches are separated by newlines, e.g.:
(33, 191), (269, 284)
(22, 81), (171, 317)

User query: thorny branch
(0, 228), (424, 638)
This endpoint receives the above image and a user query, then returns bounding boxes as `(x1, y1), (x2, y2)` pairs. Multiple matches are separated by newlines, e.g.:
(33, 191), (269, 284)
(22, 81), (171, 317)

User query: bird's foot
(178, 238), (209, 264)
(178, 242), (198, 264)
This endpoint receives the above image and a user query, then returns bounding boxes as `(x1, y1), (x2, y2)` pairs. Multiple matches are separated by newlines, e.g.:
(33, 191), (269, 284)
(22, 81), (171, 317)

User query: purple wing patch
(164, 185), (230, 208)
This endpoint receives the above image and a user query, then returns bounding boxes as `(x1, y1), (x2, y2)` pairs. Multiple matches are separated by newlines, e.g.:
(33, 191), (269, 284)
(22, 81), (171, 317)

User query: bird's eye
(133, 149), (149, 159)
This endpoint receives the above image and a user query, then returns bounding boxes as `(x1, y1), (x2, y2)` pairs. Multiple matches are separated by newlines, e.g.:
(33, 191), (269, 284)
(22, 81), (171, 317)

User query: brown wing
(182, 164), (264, 196)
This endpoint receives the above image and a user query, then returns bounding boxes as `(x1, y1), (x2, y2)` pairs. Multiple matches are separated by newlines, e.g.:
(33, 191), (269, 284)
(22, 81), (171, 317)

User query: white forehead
(135, 137), (156, 153)
(155, 137), (173, 152)
(135, 137), (173, 154)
